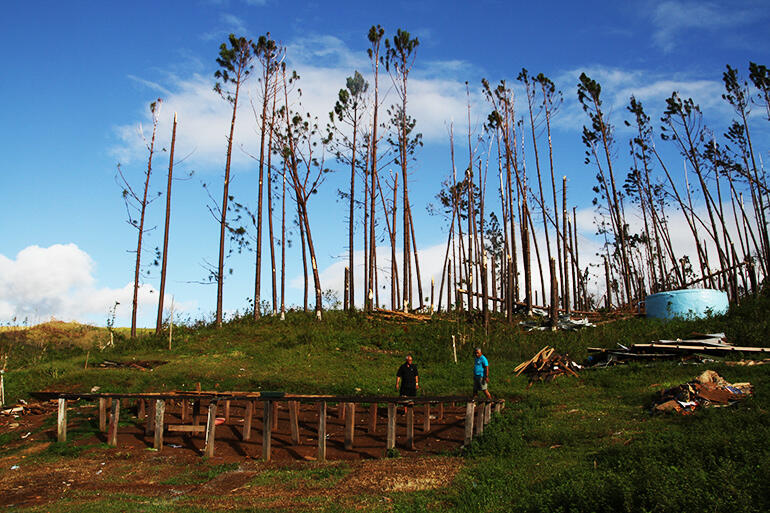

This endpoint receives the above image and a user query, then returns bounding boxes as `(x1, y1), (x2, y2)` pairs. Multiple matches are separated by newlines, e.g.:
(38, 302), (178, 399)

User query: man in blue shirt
(473, 347), (491, 399)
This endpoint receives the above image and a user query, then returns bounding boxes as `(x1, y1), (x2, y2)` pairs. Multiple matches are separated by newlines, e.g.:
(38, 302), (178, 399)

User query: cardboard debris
(515, 346), (581, 382)
(652, 371), (753, 415)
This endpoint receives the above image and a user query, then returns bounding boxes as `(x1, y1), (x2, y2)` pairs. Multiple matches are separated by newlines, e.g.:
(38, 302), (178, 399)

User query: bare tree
(155, 112), (177, 335)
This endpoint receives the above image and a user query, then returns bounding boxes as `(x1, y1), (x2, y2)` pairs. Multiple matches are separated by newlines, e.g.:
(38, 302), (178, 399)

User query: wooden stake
(154, 399), (165, 451)
(181, 399), (188, 423)
(317, 402), (327, 462)
(108, 399), (120, 447)
(57, 398), (67, 443)
(224, 400), (231, 424)
(262, 400), (272, 461)
(423, 403), (431, 433)
(438, 402), (444, 421)
(484, 402), (492, 426)
(452, 335), (457, 364)
(368, 403), (378, 434)
(463, 402), (475, 446)
(386, 403), (396, 450)
(193, 400), (200, 427)
(406, 403), (415, 450)
(289, 401), (300, 445)
(204, 401), (217, 458)
(272, 401), (279, 430)
(99, 397), (107, 432)
(243, 400), (253, 441)
(344, 402), (355, 450)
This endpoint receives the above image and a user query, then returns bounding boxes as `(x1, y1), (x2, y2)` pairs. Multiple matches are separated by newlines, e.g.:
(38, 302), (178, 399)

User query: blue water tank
(645, 289), (729, 320)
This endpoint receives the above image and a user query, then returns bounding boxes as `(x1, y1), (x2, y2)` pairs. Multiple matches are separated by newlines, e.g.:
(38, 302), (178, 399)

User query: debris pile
(519, 314), (595, 332)
(587, 332), (770, 366)
(652, 370), (753, 414)
(1, 399), (57, 416)
(515, 346), (582, 382)
(96, 360), (166, 371)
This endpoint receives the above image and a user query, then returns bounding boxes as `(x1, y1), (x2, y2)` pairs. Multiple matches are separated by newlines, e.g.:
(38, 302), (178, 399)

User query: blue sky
(1, 0), (768, 327)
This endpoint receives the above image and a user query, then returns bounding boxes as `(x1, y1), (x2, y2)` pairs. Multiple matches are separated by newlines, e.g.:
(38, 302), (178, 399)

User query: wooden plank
(57, 398), (67, 443)
(262, 400), (272, 461)
(289, 400), (300, 445)
(145, 399), (156, 436)
(204, 401), (217, 458)
(463, 402), (475, 446)
(368, 403), (377, 434)
(344, 402), (355, 450)
(154, 400), (165, 451)
(406, 404), (415, 450)
(475, 403), (485, 435)
(167, 424), (206, 433)
(243, 400), (254, 441)
(423, 403), (431, 433)
(633, 343), (770, 353)
(386, 403), (396, 450)
(317, 401), (327, 462)
(108, 399), (120, 447)
(224, 400), (231, 424)
(98, 397), (107, 432)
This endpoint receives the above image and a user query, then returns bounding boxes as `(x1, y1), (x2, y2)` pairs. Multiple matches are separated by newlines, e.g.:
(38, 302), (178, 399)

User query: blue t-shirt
(474, 355), (488, 377)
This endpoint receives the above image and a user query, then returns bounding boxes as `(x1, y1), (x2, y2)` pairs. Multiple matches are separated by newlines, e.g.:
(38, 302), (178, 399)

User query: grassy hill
(1, 292), (769, 512)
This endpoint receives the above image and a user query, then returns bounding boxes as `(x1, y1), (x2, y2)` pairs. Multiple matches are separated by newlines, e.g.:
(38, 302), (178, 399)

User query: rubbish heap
(652, 370), (753, 414)
(515, 346), (582, 383)
(587, 332), (770, 366)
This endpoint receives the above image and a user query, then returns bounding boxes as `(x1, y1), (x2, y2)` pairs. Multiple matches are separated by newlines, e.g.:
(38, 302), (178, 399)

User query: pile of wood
(588, 332), (770, 366)
(653, 370), (753, 414)
(368, 309), (433, 322)
(514, 346), (581, 382)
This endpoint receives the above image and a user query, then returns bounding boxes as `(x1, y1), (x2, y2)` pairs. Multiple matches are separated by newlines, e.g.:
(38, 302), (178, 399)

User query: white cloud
(650, 0), (758, 52)
(0, 244), (191, 327)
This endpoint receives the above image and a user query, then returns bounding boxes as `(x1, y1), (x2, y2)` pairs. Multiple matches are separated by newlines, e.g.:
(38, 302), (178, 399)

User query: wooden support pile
(514, 346), (580, 382)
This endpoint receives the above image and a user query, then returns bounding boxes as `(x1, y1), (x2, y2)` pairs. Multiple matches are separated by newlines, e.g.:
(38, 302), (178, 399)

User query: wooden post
(344, 402), (355, 450)
(204, 401), (217, 458)
(262, 400), (272, 461)
(108, 399), (120, 447)
(494, 401), (503, 414)
(406, 403), (415, 450)
(344, 266), (350, 311)
(337, 402), (346, 419)
(145, 399), (156, 436)
(438, 402), (444, 421)
(463, 402), (475, 446)
(243, 400), (254, 441)
(154, 399), (165, 451)
(475, 402), (485, 435)
(386, 403), (396, 450)
(484, 402), (492, 426)
(289, 401), (300, 445)
(368, 403), (378, 434)
(423, 403), (431, 433)
(57, 398), (67, 443)
(317, 402), (327, 462)
(138, 398), (146, 420)
(193, 399), (201, 426)
(98, 397), (107, 432)
(272, 401), (279, 430)
(224, 400), (231, 424)
(181, 399), (188, 423)
(604, 256), (612, 309)
(549, 258), (558, 330)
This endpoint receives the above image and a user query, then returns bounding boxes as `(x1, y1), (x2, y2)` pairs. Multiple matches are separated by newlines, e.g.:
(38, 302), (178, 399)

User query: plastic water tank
(645, 289), (729, 320)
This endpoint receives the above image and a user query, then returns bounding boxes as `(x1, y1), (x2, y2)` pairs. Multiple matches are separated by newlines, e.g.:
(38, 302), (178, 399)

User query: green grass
(2, 292), (770, 512)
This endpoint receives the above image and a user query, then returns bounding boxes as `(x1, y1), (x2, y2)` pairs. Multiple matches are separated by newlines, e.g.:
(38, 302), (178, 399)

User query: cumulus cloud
(0, 244), (190, 327)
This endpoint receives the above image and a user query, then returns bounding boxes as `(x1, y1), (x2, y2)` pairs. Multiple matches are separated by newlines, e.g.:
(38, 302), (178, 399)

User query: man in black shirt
(396, 354), (419, 396)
